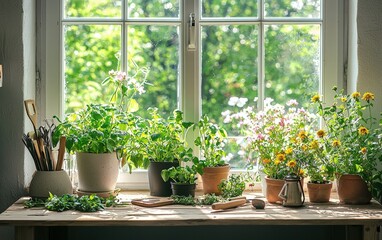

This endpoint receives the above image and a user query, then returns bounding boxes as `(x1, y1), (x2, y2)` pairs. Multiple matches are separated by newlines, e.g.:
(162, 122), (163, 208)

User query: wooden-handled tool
(211, 198), (247, 210)
(131, 198), (174, 207)
(56, 136), (66, 171)
(24, 99), (38, 137)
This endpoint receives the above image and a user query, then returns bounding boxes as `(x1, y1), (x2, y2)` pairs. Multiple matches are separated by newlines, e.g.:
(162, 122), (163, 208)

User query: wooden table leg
(363, 224), (379, 240)
(15, 226), (34, 240)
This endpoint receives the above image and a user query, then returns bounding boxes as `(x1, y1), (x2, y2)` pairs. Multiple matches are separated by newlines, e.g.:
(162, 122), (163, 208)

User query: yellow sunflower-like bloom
(301, 145), (308, 151)
(276, 153), (286, 162)
(362, 92), (375, 101)
(332, 140), (341, 147)
(274, 159), (281, 165)
(262, 158), (271, 164)
(286, 160), (297, 168)
(358, 126), (369, 135)
(311, 94), (320, 103)
(361, 147), (367, 154)
(299, 169), (305, 176)
(298, 130), (307, 140)
(341, 97), (347, 102)
(351, 92), (361, 98)
(310, 140), (319, 149)
(285, 148), (293, 155)
(316, 129), (325, 138)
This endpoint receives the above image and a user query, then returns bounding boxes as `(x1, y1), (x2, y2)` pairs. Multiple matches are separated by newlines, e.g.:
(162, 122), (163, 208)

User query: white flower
(237, 97), (248, 107)
(228, 96), (239, 106)
(286, 99), (298, 107)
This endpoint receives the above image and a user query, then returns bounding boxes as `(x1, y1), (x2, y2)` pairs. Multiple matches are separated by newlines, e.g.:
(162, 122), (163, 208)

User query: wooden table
(0, 192), (381, 240)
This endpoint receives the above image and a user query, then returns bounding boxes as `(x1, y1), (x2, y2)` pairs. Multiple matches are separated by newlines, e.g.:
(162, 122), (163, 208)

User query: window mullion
(258, 0), (265, 110)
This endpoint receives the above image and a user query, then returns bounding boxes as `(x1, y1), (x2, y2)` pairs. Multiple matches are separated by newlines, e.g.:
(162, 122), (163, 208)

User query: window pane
(264, 24), (320, 108)
(64, 25), (121, 114)
(64, 0), (122, 18)
(128, 0), (179, 18)
(201, 25), (258, 134)
(223, 137), (253, 169)
(202, 0), (258, 18)
(264, 0), (321, 18)
(128, 25), (179, 118)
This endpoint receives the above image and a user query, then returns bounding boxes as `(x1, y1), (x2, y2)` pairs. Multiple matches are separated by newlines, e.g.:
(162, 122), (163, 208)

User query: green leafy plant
(197, 194), (222, 205)
(193, 115), (228, 173)
(312, 87), (382, 199)
(53, 63), (149, 169)
(171, 195), (196, 206)
(144, 108), (194, 164)
(24, 193), (119, 212)
(218, 174), (249, 199)
(161, 164), (198, 184)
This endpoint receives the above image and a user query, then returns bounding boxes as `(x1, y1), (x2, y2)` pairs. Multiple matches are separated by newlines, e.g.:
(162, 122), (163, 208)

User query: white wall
(357, 0), (382, 117)
(0, 0), (36, 239)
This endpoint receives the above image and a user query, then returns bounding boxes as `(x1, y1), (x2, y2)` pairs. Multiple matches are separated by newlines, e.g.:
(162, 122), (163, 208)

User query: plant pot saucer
(76, 188), (120, 198)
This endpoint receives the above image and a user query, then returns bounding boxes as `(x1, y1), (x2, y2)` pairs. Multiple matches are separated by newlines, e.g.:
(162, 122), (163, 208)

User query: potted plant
(193, 115), (230, 195)
(53, 65), (149, 195)
(161, 163), (198, 197)
(312, 87), (382, 204)
(225, 98), (315, 203)
(144, 108), (194, 196)
(300, 129), (335, 203)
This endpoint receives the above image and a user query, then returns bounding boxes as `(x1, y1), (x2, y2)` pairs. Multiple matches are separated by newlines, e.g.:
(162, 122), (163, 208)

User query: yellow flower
(285, 148), (293, 155)
(310, 140), (319, 149)
(276, 153), (286, 162)
(286, 160), (297, 168)
(362, 92), (375, 101)
(262, 158), (271, 164)
(332, 140), (341, 147)
(316, 129), (325, 138)
(340, 97), (347, 102)
(301, 145), (308, 151)
(351, 92), (361, 98)
(311, 94), (320, 103)
(358, 126), (369, 135)
(361, 147), (367, 154)
(299, 169), (305, 176)
(298, 130), (307, 140)
(274, 159), (281, 165)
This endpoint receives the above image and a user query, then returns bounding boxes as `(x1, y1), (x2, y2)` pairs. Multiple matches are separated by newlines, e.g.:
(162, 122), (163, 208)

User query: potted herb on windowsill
(193, 115), (230, 195)
(145, 108), (194, 196)
(53, 65), (149, 195)
(161, 163), (198, 197)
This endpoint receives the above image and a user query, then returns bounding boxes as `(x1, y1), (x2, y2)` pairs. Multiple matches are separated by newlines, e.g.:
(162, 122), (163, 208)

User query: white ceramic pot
(29, 170), (73, 198)
(76, 152), (119, 193)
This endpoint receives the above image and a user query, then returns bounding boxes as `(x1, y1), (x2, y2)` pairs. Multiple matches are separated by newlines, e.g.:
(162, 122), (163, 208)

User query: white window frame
(38, 0), (344, 190)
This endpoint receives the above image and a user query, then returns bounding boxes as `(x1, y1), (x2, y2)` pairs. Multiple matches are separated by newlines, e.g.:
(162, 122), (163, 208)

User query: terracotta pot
(337, 174), (372, 204)
(148, 161), (179, 197)
(76, 152), (119, 193)
(307, 182), (332, 203)
(201, 164), (230, 195)
(171, 182), (196, 197)
(265, 177), (284, 203)
(29, 170), (73, 199)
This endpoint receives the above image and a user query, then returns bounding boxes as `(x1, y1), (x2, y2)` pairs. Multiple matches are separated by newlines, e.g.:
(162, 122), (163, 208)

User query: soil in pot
(201, 164), (230, 195)
(337, 174), (372, 204)
(171, 182), (196, 197)
(307, 182), (332, 203)
(148, 161), (179, 197)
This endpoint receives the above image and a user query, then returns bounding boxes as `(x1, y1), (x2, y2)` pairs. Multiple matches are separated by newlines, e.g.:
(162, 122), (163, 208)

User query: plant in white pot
(53, 65), (149, 195)
(193, 115), (230, 195)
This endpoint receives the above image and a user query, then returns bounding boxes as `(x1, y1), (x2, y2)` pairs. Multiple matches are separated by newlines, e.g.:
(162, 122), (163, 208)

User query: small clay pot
(29, 170), (73, 199)
(201, 164), (230, 195)
(307, 182), (332, 203)
(337, 174), (372, 204)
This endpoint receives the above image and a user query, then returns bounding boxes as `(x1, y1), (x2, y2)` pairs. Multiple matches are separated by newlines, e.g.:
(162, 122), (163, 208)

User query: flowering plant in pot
(193, 115), (230, 195)
(144, 108), (194, 196)
(53, 64), (149, 194)
(224, 98), (316, 202)
(312, 87), (382, 204)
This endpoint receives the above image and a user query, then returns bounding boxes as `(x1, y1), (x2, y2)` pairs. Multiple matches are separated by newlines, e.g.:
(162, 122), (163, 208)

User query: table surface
(1, 191), (382, 227)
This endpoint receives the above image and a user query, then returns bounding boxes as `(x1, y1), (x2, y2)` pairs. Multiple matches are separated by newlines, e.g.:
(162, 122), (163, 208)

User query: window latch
(188, 13), (196, 51)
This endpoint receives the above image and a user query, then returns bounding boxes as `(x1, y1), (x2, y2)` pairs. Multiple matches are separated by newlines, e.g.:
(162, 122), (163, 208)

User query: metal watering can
(278, 174), (305, 207)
